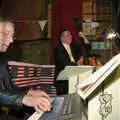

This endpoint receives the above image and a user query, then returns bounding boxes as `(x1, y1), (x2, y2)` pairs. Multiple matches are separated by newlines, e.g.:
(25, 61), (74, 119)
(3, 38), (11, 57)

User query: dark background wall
(7, 40), (51, 65)
(1, 0), (48, 21)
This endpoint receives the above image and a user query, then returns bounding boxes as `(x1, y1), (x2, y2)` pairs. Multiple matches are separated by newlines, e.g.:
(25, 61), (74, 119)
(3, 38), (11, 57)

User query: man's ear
(61, 36), (64, 42)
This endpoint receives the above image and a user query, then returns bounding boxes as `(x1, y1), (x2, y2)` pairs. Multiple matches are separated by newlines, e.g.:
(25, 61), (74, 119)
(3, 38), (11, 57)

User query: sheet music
(77, 53), (120, 99)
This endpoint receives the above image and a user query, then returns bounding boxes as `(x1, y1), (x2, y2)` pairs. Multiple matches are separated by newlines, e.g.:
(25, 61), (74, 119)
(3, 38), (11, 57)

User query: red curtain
(51, 0), (83, 63)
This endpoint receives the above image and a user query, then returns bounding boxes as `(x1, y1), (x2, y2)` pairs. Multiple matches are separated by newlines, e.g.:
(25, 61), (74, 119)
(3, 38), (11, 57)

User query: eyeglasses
(0, 31), (16, 40)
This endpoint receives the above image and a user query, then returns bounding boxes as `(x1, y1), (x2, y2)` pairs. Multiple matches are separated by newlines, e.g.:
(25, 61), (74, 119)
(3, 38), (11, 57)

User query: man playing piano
(0, 21), (51, 120)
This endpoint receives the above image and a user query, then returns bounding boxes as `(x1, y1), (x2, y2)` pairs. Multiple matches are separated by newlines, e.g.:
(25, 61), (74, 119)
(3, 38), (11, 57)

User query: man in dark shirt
(54, 30), (86, 95)
(0, 21), (51, 119)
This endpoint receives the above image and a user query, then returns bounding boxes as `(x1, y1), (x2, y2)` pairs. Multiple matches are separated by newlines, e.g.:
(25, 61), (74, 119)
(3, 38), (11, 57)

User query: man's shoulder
(71, 42), (80, 48)
(55, 42), (64, 49)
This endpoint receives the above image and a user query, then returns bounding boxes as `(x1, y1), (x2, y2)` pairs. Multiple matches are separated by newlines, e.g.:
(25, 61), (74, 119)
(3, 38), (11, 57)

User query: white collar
(62, 43), (70, 50)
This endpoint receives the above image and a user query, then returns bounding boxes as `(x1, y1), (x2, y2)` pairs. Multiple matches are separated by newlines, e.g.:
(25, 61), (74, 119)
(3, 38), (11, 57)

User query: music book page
(77, 53), (120, 99)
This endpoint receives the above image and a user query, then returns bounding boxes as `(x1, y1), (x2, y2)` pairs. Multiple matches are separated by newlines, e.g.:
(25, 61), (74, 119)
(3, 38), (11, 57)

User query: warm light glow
(106, 32), (116, 39)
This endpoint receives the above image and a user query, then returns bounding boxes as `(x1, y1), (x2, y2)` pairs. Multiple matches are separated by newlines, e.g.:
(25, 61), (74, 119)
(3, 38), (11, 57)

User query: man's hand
(78, 31), (89, 44)
(22, 90), (51, 112)
(27, 89), (51, 101)
(77, 56), (84, 65)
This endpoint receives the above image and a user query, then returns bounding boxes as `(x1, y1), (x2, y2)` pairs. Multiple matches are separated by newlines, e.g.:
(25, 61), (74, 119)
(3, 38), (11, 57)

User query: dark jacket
(54, 41), (82, 81)
(0, 53), (23, 111)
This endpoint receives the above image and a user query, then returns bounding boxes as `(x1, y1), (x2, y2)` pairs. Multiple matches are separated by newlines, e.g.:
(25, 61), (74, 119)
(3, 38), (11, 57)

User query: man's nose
(9, 37), (14, 43)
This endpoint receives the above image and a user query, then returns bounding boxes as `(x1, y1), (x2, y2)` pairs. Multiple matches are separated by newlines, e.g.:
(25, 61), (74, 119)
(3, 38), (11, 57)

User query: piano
(27, 65), (93, 120)
(28, 53), (120, 120)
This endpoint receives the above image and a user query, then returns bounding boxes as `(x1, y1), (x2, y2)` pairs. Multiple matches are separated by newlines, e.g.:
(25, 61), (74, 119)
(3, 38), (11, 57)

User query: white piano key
(27, 111), (43, 120)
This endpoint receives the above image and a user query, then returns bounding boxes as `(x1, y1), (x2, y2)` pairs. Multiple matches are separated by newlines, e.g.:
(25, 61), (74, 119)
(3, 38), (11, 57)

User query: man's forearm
(0, 90), (23, 108)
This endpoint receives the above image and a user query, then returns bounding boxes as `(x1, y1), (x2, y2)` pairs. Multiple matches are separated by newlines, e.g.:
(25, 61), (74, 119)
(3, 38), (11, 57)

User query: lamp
(106, 32), (117, 39)
(106, 30), (120, 40)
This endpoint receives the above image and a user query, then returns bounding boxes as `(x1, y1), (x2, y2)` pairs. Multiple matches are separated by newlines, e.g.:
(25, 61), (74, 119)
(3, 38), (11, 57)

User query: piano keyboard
(27, 94), (87, 120)
(27, 97), (56, 120)
(27, 111), (43, 120)
(27, 96), (75, 120)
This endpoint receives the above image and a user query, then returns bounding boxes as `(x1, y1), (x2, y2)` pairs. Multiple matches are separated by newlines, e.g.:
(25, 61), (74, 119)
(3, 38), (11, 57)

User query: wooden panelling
(1, 0), (47, 21)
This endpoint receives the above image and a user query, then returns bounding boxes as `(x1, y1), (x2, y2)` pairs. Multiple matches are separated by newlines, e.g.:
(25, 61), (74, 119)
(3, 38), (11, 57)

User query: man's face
(0, 22), (14, 52)
(61, 31), (72, 45)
